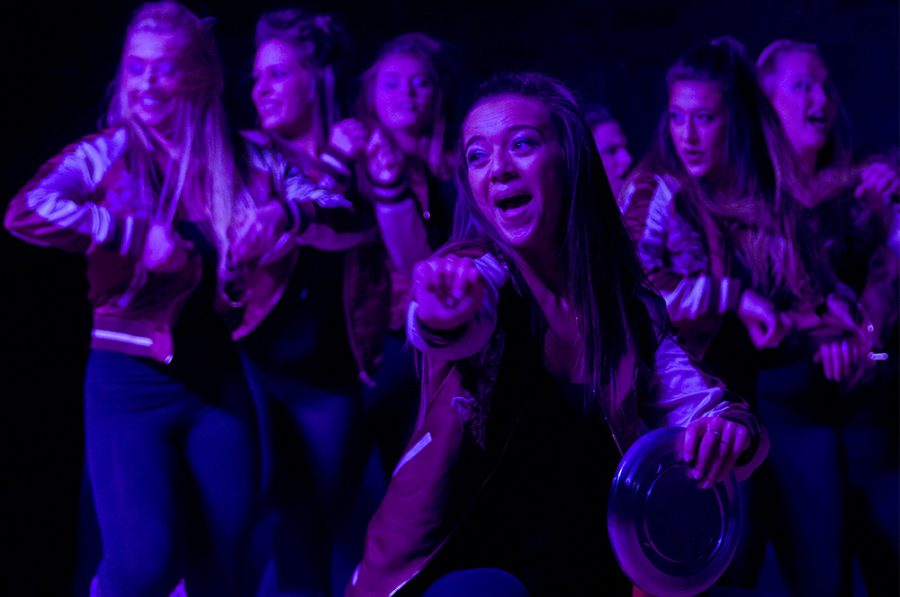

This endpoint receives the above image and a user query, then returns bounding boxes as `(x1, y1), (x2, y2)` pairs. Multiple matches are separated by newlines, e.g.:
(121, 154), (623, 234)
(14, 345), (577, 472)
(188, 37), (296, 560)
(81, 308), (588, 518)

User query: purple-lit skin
(592, 120), (632, 197)
(122, 31), (188, 134)
(463, 95), (564, 252)
(122, 29), (193, 271)
(668, 81), (728, 181)
(765, 50), (898, 199)
(414, 89), (758, 494)
(373, 54), (436, 136)
(766, 50), (837, 170)
(252, 38), (315, 138)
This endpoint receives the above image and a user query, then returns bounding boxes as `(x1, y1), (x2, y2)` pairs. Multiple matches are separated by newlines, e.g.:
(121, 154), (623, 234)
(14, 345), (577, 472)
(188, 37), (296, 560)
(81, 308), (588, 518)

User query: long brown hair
(642, 36), (817, 303)
(453, 72), (653, 430)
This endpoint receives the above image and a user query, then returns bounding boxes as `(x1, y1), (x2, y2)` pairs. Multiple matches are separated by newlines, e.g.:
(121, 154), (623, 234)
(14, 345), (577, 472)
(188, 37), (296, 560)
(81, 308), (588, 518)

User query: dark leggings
(241, 354), (363, 596)
(85, 349), (256, 597)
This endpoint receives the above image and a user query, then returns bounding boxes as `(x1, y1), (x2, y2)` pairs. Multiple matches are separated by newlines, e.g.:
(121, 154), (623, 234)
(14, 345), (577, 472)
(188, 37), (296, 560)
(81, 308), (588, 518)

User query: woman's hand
(737, 289), (789, 349)
(365, 128), (405, 186)
(815, 338), (862, 383)
(855, 162), (899, 201)
(229, 202), (289, 266)
(142, 223), (191, 272)
(812, 295), (872, 384)
(329, 118), (369, 159)
(413, 255), (485, 331)
(680, 417), (752, 489)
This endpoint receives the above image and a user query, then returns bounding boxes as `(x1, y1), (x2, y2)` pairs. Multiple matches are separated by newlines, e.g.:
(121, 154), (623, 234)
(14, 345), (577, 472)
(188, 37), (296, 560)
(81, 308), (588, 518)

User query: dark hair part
(453, 71), (651, 427)
(643, 36), (817, 302)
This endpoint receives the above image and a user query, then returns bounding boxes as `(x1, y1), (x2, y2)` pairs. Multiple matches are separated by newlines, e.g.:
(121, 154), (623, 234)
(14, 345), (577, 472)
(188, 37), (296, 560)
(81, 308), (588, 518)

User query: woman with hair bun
(229, 7), (371, 595)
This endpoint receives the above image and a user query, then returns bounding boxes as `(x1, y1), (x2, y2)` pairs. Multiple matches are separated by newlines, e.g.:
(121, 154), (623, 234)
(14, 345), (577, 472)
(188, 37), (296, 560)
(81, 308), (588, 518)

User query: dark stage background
(1, 0), (897, 594)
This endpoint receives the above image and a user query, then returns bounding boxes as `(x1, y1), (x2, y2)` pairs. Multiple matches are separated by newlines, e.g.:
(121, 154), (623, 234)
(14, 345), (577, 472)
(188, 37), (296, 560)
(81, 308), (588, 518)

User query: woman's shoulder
(619, 171), (686, 243)
(620, 171), (681, 214)
(62, 127), (129, 160)
(239, 129), (283, 164)
(239, 129), (272, 148)
(239, 130), (301, 175)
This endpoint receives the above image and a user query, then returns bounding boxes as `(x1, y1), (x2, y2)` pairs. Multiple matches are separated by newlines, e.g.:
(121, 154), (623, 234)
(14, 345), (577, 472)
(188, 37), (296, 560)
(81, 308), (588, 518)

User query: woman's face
(463, 94), (564, 252)
(592, 120), (632, 193)
(122, 30), (188, 132)
(372, 53), (436, 135)
(668, 80), (728, 180)
(766, 50), (836, 163)
(252, 38), (315, 138)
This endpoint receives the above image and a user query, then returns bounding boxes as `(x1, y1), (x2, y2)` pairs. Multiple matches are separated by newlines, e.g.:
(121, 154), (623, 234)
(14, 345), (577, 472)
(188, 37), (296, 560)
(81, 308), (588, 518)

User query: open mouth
(138, 96), (165, 109)
(495, 194), (533, 212)
(259, 102), (280, 115)
(806, 113), (829, 128)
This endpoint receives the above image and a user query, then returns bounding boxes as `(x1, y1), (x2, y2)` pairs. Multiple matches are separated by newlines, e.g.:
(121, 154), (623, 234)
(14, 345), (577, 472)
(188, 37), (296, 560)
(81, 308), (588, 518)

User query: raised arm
(407, 251), (508, 361)
(5, 129), (147, 258)
(231, 139), (368, 267)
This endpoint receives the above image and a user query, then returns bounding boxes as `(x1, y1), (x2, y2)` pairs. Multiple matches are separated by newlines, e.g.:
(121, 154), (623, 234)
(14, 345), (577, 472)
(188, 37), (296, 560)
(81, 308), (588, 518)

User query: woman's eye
(125, 60), (145, 76)
(792, 78), (812, 92)
(511, 137), (537, 152)
(156, 61), (177, 77)
(466, 149), (487, 166)
(668, 112), (684, 125)
(412, 76), (434, 90)
(696, 112), (715, 123)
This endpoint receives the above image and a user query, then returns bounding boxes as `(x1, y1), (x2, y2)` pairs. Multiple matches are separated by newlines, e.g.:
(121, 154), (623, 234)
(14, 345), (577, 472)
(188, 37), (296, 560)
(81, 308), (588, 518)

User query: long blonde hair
(106, 1), (249, 261)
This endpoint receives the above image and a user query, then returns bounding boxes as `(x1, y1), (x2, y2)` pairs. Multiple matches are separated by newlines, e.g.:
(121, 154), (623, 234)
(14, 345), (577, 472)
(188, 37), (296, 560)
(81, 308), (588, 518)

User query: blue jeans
(85, 349), (256, 597)
(755, 361), (850, 597)
(240, 353), (363, 596)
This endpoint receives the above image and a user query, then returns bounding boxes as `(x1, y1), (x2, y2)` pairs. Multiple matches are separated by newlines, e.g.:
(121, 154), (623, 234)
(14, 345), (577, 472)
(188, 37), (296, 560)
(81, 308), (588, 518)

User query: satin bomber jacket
(347, 249), (768, 596)
(5, 128), (355, 363)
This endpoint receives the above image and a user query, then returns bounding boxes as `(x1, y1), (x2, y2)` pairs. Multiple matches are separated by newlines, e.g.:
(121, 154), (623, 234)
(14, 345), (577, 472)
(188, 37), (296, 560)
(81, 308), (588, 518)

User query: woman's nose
(489, 152), (516, 181)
